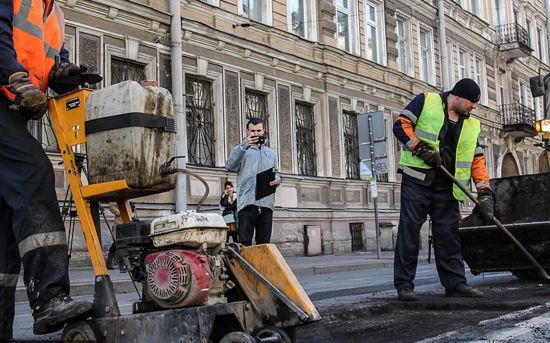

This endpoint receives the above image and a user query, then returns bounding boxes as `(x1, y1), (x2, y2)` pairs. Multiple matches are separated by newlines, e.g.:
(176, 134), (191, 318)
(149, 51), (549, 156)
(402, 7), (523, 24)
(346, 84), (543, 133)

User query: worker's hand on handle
(413, 141), (442, 168)
(476, 188), (495, 221)
(49, 62), (87, 94)
(7, 72), (48, 119)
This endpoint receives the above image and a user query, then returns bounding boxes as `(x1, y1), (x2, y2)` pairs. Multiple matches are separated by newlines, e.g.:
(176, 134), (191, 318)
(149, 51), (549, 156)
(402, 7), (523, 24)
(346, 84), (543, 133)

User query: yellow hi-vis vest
(399, 92), (481, 201)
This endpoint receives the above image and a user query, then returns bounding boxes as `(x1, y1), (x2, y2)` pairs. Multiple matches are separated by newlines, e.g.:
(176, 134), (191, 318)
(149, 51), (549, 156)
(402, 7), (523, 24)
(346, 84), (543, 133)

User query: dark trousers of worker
(394, 180), (467, 292)
(237, 205), (273, 246)
(0, 98), (70, 339)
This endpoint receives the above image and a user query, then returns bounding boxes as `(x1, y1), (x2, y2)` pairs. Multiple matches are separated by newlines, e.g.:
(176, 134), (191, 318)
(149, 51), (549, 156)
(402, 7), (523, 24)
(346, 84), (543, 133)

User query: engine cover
(144, 250), (212, 308)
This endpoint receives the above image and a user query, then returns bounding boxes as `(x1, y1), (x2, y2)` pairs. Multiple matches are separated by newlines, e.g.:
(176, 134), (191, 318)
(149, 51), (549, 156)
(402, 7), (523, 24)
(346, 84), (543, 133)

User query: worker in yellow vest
(393, 78), (494, 301)
(0, 0), (92, 339)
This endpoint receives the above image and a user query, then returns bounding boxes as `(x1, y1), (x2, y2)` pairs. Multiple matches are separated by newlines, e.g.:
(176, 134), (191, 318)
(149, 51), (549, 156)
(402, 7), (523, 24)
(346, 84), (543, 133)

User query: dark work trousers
(394, 180), (466, 292)
(237, 205), (273, 246)
(226, 231), (239, 243)
(0, 98), (70, 339)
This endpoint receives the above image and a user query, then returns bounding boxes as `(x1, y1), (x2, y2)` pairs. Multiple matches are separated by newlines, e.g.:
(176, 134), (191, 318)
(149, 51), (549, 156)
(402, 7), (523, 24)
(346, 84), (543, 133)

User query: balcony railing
(500, 103), (537, 138)
(496, 23), (529, 47)
(496, 23), (532, 59)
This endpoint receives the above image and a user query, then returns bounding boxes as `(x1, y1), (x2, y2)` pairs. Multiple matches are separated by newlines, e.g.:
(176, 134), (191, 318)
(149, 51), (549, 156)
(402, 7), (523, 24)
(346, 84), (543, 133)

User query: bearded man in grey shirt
(225, 117), (281, 245)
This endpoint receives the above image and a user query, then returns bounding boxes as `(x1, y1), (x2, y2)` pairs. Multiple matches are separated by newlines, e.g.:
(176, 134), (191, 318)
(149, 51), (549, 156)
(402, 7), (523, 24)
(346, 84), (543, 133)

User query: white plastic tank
(85, 81), (176, 198)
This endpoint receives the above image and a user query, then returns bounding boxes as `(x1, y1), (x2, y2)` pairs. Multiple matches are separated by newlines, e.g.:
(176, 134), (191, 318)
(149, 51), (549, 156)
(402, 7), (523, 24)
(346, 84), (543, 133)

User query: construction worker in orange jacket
(0, 0), (92, 339)
(393, 78), (494, 302)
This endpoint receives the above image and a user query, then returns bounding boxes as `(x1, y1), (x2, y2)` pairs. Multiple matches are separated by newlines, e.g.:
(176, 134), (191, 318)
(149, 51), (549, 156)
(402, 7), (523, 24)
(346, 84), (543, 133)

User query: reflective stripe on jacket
(398, 92), (481, 201)
(1, 0), (64, 99)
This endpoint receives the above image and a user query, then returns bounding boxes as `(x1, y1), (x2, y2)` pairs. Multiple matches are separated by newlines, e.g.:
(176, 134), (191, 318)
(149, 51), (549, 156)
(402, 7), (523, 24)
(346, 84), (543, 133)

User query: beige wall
(51, 0), (550, 257)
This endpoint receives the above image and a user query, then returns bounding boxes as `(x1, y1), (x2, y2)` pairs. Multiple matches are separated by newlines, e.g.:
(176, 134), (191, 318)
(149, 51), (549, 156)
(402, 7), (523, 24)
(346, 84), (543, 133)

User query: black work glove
(413, 141), (442, 168)
(476, 188), (495, 221)
(49, 62), (87, 94)
(7, 72), (48, 120)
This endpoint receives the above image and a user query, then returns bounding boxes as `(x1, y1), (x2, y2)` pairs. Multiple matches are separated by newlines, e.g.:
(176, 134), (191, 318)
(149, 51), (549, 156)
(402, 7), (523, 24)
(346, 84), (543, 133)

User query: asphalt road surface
(13, 264), (550, 342)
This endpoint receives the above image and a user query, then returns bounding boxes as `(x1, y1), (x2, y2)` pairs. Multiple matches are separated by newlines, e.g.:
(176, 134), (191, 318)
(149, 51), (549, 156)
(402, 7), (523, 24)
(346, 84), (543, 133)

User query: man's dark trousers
(394, 180), (467, 292)
(237, 205), (273, 246)
(0, 98), (70, 339)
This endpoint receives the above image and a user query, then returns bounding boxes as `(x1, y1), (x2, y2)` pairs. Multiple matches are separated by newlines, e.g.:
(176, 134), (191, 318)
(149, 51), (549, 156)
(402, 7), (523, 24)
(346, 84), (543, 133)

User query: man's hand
(269, 179), (281, 187)
(49, 62), (87, 94)
(7, 72), (48, 119)
(413, 141), (442, 168)
(247, 134), (261, 146)
(476, 188), (494, 221)
(50, 62), (84, 81)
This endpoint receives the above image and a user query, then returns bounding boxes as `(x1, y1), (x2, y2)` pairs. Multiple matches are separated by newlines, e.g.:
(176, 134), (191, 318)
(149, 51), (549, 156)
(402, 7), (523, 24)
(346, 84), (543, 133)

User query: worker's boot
(397, 288), (418, 301)
(445, 283), (483, 298)
(33, 295), (94, 335)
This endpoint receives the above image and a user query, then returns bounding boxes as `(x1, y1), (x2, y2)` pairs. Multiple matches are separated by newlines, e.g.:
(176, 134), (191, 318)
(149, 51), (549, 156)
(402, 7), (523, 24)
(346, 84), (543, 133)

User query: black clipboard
(255, 168), (276, 200)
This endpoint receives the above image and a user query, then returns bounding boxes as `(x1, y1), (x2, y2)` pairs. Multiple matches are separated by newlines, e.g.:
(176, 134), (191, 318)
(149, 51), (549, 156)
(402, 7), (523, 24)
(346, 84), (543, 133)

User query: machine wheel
(255, 326), (291, 343)
(61, 320), (100, 342)
(219, 331), (257, 343)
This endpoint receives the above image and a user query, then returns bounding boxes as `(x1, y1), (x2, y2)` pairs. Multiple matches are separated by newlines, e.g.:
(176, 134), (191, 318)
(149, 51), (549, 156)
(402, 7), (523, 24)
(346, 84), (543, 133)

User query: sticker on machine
(66, 97), (80, 111)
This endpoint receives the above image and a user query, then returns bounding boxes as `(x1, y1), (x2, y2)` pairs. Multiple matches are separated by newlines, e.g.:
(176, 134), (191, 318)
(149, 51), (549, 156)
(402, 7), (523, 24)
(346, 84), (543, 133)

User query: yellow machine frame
(48, 89), (135, 316)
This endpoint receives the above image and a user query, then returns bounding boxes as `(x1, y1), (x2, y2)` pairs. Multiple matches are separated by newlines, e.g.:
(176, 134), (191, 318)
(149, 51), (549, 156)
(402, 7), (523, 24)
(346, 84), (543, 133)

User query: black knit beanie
(450, 78), (481, 103)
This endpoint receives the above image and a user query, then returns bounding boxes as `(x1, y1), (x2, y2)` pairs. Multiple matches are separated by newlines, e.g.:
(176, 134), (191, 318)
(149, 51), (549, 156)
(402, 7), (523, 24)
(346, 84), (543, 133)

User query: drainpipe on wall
(170, 0), (187, 212)
(438, 0), (449, 91)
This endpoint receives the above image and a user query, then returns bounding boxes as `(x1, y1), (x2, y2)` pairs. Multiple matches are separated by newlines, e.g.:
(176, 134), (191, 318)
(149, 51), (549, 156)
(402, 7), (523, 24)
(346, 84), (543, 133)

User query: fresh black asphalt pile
(291, 280), (550, 343)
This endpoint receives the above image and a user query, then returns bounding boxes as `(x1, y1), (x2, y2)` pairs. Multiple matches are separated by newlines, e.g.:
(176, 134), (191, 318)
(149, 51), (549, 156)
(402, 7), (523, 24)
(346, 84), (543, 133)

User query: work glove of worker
(49, 62), (87, 94)
(413, 141), (442, 168)
(7, 72), (48, 120)
(476, 188), (495, 221)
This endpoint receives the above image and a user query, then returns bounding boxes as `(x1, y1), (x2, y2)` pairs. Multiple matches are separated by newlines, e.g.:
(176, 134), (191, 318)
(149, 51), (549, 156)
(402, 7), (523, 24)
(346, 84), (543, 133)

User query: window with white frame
(458, 48), (469, 79)
(111, 58), (146, 85)
(396, 15), (413, 76)
(418, 25), (433, 83)
(365, 1), (385, 63)
(295, 102), (317, 176)
(446, 40), (455, 86)
(199, 0), (219, 6)
(241, 0), (272, 25)
(526, 19), (532, 47)
(537, 28), (547, 62)
(343, 111), (360, 179)
(288, 0), (316, 40)
(520, 81), (529, 107)
(536, 97), (543, 120)
(470, 0), (480, 17)
(473, 57), (486, 104)
(186, 76), (215, 167)
(336, 0), (358, 54)
(244, 89), (269, 137)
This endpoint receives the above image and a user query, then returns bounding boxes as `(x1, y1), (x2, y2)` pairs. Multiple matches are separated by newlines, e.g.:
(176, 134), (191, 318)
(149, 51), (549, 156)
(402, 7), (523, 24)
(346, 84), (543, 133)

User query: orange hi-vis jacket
(1, 0), (64, 100)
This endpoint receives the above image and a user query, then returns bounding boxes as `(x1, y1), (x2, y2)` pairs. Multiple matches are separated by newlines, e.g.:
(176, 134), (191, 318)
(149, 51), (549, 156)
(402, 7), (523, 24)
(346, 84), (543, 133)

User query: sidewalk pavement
(15, 249), (432, 302)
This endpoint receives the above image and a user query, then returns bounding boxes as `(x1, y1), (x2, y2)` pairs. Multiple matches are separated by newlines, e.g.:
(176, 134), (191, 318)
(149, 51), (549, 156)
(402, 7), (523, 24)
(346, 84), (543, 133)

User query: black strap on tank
(85, 112), (177, 135)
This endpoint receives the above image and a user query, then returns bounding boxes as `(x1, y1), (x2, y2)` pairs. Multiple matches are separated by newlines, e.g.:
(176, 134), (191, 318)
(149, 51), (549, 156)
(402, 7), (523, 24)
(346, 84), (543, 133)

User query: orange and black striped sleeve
(471, 142), (490, 190)
(393, 92), (427, 152)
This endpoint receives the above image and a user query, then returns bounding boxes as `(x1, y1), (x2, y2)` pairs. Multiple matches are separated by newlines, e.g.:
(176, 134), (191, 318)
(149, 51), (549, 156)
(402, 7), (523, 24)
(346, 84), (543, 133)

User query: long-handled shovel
(439, 165), (550, 282)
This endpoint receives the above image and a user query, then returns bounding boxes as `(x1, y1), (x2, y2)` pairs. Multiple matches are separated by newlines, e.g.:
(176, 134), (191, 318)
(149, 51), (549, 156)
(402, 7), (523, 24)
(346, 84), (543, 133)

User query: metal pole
(368, 116), (381, 258)
(438, 0), (449, 91)
(170, 0), (187, 212)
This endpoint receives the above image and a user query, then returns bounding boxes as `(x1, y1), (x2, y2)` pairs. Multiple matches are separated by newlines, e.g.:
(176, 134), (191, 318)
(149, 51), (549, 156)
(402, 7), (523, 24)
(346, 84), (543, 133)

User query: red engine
(143, 250), (212, 308)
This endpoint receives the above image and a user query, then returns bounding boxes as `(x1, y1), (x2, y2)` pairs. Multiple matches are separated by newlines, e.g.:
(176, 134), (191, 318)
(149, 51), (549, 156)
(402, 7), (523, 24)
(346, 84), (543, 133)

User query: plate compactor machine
(47, 77), (320, 342)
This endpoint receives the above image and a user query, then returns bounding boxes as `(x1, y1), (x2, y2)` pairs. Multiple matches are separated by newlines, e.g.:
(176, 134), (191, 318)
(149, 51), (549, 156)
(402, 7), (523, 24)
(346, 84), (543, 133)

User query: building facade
(42, 0), (550, 257)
